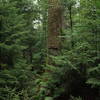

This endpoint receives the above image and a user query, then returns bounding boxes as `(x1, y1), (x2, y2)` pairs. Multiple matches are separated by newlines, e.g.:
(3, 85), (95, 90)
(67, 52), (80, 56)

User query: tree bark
(48, 0), (63, 55)
(69, 6), (74, 47)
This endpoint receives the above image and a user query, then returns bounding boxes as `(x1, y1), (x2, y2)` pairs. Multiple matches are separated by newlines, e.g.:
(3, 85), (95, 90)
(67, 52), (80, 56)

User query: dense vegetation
(0, 0), (100, 100)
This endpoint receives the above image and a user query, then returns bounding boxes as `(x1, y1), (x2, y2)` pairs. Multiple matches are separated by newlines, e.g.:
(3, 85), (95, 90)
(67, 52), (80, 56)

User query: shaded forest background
(0, 0), (100, 100)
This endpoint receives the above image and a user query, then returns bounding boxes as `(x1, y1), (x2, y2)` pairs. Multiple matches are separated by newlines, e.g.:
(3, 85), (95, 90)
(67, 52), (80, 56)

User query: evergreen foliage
(0, 0), (100, 100)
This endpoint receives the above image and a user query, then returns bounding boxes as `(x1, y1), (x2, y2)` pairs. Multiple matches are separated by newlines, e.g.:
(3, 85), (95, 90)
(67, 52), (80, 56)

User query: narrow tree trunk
(29, 48), (32, 63)
(69, 6), (74, 48)
(69, 6), (73, 32)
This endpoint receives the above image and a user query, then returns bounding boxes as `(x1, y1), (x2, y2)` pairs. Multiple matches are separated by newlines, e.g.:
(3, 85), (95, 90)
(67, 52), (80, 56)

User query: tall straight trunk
(29, 48), (32, 63)
(69, 6), (74, 47)
(69, 6), (73, 32)
(44, 1), (63, 98)
(48, 0), (63, 55)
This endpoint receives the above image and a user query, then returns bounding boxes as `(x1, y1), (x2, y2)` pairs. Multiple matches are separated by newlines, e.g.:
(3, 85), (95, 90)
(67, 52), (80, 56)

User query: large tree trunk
(48, 0), (63, 55)
(44, 0), (63, 97)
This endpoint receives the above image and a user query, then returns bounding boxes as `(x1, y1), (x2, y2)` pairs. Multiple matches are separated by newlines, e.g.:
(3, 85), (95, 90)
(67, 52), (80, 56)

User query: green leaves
(86, 78), (100, 87)
(45, 97), (53, 100)
(86, 64), (100, 87)
(70, 96), (82, 100)
(0, 0), (100, 100)
(0, 67), (35, 100)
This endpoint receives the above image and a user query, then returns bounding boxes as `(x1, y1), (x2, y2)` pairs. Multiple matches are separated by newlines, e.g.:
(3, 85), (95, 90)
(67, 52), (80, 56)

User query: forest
(0, 0), (100, 100)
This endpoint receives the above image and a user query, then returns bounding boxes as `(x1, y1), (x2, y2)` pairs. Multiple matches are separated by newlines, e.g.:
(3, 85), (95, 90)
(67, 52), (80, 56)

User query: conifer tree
(0, 0), (27, 69)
